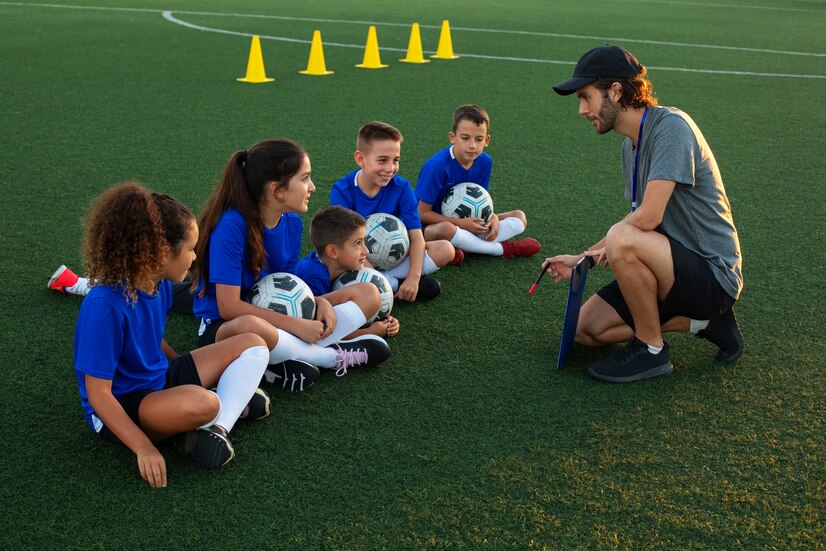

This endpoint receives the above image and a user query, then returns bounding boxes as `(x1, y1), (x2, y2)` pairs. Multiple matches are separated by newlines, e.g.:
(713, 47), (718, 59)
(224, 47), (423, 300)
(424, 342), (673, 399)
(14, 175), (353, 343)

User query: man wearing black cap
(544, 45), (743, 383)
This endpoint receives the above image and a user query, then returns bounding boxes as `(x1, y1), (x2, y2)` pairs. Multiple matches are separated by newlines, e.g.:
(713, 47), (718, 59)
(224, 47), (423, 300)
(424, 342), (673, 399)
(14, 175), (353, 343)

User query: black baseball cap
(553, 45), (643, 95)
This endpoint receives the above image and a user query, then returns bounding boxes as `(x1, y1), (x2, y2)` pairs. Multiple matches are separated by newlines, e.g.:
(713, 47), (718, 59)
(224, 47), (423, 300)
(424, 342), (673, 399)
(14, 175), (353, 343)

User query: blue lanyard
(631, 106), (649, 212)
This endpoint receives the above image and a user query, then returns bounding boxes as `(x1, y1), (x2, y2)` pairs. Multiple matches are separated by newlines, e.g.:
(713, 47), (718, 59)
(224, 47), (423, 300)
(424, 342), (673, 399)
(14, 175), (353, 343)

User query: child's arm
(216, 283), (328, 344)
(85, 375), (167, 488)
(397, 229), (425, 301)
(161, 339), (177, 361)
(418, 201), (489, 235)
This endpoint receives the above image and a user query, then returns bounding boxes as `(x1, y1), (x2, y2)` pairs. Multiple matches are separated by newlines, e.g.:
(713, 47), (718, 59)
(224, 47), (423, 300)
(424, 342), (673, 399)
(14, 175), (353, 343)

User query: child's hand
(136, 445), (167, 488)
(314, 297), (337, 339)
(396, 277), (419, 302)
(293, 318), (327, 344)
(456, 217), (489, 235)
(483, 214), (500, 241)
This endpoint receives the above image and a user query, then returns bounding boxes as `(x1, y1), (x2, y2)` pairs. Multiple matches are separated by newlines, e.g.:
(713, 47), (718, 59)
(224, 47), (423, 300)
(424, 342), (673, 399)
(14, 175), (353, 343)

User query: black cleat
(263, 360), (320, 392)
(696, 307), (744, 362)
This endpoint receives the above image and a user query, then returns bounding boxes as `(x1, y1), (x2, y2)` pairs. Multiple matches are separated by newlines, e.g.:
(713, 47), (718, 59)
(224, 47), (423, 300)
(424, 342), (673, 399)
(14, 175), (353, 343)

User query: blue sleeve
(294, 254), (331, 296)
(74, 296), (123, 381)
(415, 157), (446, 206)
(160, 279), (173, 315)
(330, 180), (352, 209)
(209, 213), (247, 286)
(284, 215), (302, 274)
(398, 179), (422, 230)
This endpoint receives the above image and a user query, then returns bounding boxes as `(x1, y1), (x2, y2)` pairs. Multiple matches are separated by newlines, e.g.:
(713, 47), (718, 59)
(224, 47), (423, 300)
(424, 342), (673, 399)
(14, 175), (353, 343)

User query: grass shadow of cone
(400, 23), (430, 63)
(356, 25), (389, 69)
(237, 35), (274, 83)
(299, 30), (334, 75)
(431, 20), (459, 60)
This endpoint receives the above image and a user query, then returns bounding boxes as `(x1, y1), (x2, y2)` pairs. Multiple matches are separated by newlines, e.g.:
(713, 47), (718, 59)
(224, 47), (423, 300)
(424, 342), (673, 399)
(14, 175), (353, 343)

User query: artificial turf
(1, 0), (824, 548)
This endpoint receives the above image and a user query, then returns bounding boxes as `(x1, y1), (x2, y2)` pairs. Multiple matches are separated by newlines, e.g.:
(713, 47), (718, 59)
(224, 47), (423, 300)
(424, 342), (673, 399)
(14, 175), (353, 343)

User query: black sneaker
(417, 276), (442, 300)
(262, 360), (320, 391)
(175, 426), (235, 469)
(240, 388), (270, 422)
(328, 334), (391, 376)
(696, 307), (744, 362)
(587, 338), (673, 383)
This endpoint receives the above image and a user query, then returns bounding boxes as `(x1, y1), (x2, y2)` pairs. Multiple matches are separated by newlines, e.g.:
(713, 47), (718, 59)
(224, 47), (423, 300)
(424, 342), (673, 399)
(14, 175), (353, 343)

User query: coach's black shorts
(99, 353), (202, 444)
(596, 236), (735, 330)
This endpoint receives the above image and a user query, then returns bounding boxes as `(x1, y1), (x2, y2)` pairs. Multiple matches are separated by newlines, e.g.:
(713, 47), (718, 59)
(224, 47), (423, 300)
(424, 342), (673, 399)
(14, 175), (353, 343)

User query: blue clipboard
(556, 256), (595, 369)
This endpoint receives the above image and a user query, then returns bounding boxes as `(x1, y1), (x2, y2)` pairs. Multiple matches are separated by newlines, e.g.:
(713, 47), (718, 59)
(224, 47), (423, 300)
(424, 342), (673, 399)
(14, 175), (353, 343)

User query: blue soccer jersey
(415, 146), (493, 214)
(74, 280), (173, 431)
(330, 170), (422, 231)
(193, 209), (303, 321)
(294, 251), (332, 297)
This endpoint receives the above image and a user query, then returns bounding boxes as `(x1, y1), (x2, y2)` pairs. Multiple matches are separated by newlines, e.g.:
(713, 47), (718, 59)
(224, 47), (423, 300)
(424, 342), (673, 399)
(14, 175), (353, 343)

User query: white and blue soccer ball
(441, 182), (494, 224)
(332, 267), (393, 324)
(364, 213), (409, 271)
(247, 272), (316, 320)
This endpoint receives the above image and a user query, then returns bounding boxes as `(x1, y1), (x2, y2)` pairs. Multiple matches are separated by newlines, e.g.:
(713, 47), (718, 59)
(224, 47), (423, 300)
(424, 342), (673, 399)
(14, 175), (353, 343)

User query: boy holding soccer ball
(416, 104), (541, 259)
(295, 206), (400, 338)
(330, 121), (456, 302)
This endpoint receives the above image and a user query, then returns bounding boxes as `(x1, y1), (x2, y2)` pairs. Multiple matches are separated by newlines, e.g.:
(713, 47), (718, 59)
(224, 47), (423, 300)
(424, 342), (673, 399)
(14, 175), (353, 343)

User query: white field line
(616, 0), (826, 14)
(2, 1), (825, 78)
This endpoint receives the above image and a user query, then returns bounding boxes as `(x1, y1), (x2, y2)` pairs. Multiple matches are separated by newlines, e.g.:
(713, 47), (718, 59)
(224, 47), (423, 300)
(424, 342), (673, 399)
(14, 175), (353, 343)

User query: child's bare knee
(428, 240), (455, 266)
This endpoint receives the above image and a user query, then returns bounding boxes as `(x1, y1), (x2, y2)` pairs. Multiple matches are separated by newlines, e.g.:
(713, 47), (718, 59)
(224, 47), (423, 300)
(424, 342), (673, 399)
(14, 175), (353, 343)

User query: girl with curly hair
(191, 138), (391, 380)
(74, 182), (271, 488)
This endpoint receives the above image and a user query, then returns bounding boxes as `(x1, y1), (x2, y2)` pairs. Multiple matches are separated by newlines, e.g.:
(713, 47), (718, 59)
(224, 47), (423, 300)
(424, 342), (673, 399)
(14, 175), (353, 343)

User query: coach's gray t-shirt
(621, 106), (743, 299)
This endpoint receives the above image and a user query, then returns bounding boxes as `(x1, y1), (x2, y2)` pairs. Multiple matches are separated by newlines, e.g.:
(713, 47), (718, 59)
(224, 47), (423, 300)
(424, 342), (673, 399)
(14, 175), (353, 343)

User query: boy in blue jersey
(295, 205), (400, 338)
(331, 121), (457, 302)
(416, 104), (541, 259)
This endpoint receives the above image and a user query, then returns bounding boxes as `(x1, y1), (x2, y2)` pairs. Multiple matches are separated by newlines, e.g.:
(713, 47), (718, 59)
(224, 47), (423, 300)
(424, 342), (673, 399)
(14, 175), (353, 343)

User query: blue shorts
(98, 353), (201, 444)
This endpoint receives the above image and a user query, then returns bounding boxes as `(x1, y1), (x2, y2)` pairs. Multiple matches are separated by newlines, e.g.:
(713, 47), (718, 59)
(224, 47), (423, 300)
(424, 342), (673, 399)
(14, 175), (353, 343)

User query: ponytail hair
(83, 182), (167, 301)
(192, 139), (307, 295)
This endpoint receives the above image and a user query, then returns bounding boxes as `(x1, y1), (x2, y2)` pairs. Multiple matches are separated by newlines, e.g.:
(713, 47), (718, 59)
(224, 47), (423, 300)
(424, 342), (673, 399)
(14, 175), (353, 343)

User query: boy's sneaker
(587, 338), (673, 383)
(500, 238), (542, 259)
(176, 426), (235, 469)
(263, 360), (320, 391)
(329, 334), (391, 377)
(450, 248), (465, 266)
(48, 265), (79, 293)
(240, 388), (270, 422)
(417, 276), (442, 300)
(696, 307), (744, 362)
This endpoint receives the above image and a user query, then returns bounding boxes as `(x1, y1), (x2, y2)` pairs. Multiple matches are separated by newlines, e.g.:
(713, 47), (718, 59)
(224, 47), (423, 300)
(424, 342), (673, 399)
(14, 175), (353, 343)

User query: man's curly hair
(83, 182), (193, 302)
(593, 67), (658, 109)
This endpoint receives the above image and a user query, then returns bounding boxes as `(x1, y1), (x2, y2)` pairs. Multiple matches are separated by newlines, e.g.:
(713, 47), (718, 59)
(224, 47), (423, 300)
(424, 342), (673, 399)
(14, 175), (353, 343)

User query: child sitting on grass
(74, 182), (271, 488)
(416, 104), (541, 259)
(330, 121), (457, 302)
(295, 205), (400, 339)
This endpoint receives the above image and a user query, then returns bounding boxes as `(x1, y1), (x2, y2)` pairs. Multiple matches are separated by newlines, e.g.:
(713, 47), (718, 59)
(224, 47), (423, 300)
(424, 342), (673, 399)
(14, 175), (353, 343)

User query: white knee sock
(494, 217), (526, 242)
(318, 301), (368, 347)
(383, 253), (439, 279)
(213, 345), (269, 433)
(450, 227), (504, 256)
(68, 277), (92, 296)
(269, 330), (337, 368)
(267, 303), (368, 367)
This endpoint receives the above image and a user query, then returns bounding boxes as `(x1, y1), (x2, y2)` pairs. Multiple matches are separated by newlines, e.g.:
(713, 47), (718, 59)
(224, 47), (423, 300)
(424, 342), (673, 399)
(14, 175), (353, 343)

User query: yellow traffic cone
(356, 26), (389, 69)
(400, 23), (430, 64)
(237, 35), (274, 83)
(431, 20), (459, 60)
(299, 30), (334, 75)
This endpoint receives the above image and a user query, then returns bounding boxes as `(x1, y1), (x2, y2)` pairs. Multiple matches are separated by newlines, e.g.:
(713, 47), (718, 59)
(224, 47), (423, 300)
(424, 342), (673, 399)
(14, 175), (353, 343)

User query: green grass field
(1, 0), (824, 548)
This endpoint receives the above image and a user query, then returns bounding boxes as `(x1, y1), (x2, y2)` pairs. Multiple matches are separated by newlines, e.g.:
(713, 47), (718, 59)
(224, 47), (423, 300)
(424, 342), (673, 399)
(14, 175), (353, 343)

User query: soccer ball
(441, 182), (494, 223)
(247, 272), (316, 320)
(364, 213), (409, 270)
(332, 268), (393, 324)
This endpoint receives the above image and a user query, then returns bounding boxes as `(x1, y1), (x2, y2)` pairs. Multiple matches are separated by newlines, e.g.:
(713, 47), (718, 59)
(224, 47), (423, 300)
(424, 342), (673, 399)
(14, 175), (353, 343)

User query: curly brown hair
(593, 67), (658, 109)
(83, 182), (193, 302)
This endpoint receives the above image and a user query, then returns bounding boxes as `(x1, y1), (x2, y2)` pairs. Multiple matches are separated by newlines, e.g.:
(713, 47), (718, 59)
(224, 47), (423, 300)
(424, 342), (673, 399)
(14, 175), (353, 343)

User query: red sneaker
(500, 238), (541, 259)
(48, 265), (79, 293)
(450, 248), (465, 266)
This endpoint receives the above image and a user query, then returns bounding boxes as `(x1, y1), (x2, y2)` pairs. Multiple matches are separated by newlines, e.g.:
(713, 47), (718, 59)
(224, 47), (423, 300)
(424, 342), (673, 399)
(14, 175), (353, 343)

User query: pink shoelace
(333, 346), (369, 377)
